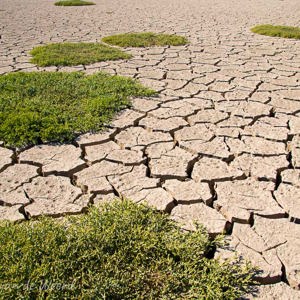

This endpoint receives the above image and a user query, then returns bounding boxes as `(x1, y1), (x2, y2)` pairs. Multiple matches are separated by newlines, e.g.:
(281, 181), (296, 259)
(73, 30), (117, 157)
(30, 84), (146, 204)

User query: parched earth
(1, 0), (300, 297)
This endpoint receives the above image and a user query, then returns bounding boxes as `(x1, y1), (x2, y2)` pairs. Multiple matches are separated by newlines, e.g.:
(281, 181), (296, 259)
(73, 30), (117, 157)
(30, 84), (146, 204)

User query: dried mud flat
(0, 0), (300, 297)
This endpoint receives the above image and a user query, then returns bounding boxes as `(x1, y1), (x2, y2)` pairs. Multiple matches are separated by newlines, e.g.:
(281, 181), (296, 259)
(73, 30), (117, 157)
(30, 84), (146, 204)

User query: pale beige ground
(0, 0), (300, 297)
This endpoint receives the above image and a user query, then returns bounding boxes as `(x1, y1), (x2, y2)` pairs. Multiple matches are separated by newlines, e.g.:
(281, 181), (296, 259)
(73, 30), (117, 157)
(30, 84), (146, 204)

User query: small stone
(163, 179), (212, 205)
(171, 203), (227, 236)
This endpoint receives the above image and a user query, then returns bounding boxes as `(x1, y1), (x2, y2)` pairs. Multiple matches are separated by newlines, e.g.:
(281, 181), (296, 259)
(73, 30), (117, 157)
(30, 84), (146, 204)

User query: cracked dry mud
(0, 0), (300, 297)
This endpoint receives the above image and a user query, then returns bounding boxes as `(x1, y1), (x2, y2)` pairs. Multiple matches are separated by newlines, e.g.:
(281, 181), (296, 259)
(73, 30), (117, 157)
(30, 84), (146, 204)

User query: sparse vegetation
(0, 200), (254, 299)
(102, 32), (188, 47)
(251, 24), (300, 39)
(30, 42), (131, 66)
(55, 0), (95, 6)
(0, 72), (155, 147)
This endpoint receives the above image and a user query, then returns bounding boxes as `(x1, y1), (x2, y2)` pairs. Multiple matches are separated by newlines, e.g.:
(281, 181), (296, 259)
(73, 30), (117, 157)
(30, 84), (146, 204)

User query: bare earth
(1, 0), (300, 297)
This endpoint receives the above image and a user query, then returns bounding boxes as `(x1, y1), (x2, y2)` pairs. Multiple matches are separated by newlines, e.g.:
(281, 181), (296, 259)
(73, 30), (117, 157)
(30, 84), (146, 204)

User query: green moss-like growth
(0, 72), (155, 147)
(102, 32), (188, 47)
(251, 24), (300, 39)
(30, 43), (132, 66)
(0, 200), (254, 299)
(55, 0), (95, 6)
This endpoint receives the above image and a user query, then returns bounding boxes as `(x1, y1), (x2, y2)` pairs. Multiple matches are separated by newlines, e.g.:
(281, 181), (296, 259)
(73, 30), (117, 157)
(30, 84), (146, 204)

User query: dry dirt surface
(1, 0), (300, 297)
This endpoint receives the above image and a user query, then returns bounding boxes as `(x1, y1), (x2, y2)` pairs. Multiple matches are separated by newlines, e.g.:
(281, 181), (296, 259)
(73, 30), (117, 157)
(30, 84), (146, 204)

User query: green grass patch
(102, 32), (188, 47)
(0, 72), (155, 148)
(55, 0), (95, 6)
(30, 43), (132, 67)
(251, 24), (300, 39)
(0, 200), (254, 299)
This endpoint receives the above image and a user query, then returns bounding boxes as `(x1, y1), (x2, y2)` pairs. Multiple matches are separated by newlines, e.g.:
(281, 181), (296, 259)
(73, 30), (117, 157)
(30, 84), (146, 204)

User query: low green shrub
(102, 32), (188, 47)
(30, 42), (131, 66)
(0, 200), (254, 299)
(251, 24), (300, 39)
(0, 72), (154, 147)
(55, 0), (95, 6)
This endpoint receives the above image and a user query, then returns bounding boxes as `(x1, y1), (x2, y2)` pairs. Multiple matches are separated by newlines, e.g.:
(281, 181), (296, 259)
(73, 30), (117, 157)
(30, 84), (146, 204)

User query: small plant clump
(251, 24), (300, 39)
(102, 32), (188, 47)
(0, 72), (155, 147)
(55, 0), (95, 6)
(30, 42), (132, 66)
(0, 200), (254, 299)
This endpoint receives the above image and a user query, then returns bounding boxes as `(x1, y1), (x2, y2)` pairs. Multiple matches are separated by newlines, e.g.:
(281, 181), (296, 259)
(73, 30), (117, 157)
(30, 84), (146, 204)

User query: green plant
(102, 32), (188, 47)
(0, 200), (254, 299)
(55, 0), (95, 6)
(0, 72), (155, 147)
(30, 43), (131, 66)
(251, 24), (300, 39)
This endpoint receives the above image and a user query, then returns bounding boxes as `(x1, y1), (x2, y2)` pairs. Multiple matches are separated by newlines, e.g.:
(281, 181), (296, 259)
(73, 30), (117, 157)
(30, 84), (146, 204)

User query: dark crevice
(42, 162), (88, 178)
(0, 162), (14, 174)
(278, 257), (289, 285)
(248, 212), (254, 227)
(186, 156), (199, 178)
(18, 205), (30, 221)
